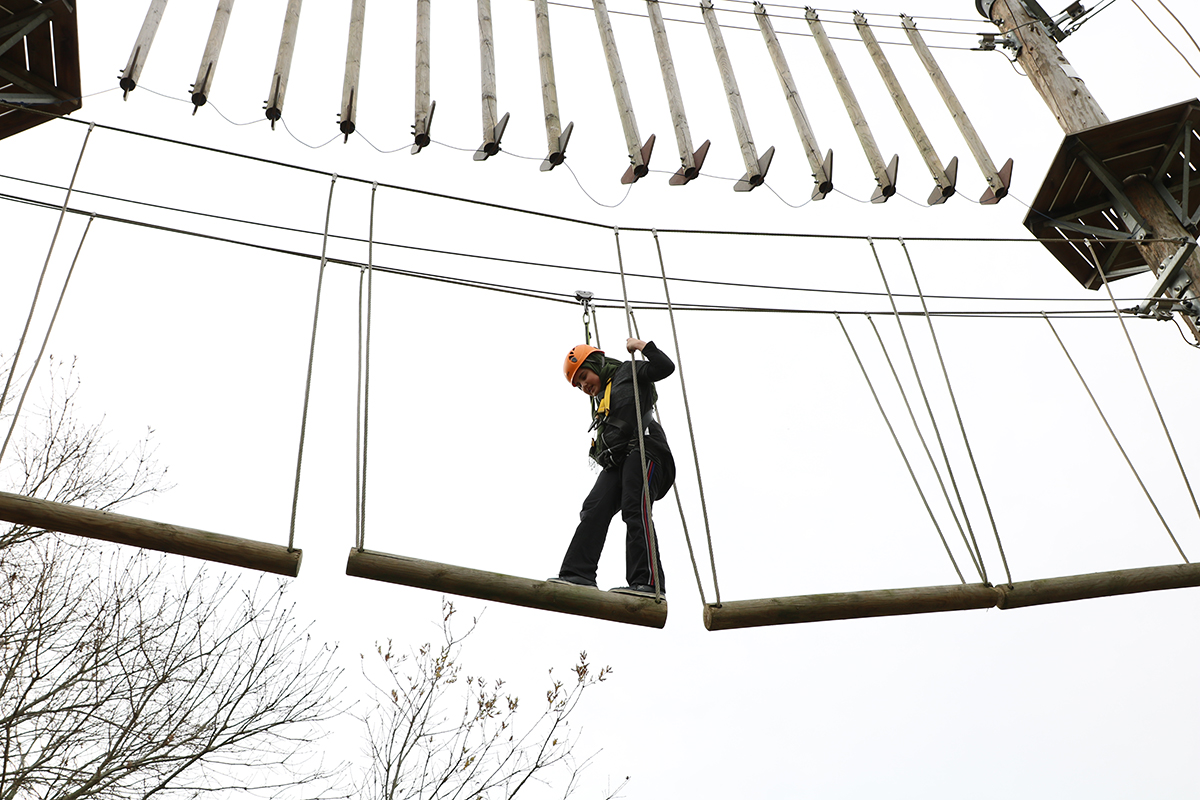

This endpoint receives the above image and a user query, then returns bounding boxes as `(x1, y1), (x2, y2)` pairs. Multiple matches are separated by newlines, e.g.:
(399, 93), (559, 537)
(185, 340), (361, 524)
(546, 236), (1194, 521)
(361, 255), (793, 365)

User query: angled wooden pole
(338, 0), (366, 140)
(0, 491), (302, 578)
(189, 0), (235, 113)
(646, 0), (709, 186)
(264, 0), (302, 128)
(806, 7), (897, 202)
(754, 2), (831, 199)
(700, 0), (772, 192)
(591, 0), (655, 184)
(901, 14), (1011, 204)
(474, 0), (509, 160)
(412, 0), (434, 154)
(346, 549), (667, 628)
(855, 12), (956, 205)
(534, 0), (572, 170)
(997, 563), (1200, 609)
(120, 0), (169, 98)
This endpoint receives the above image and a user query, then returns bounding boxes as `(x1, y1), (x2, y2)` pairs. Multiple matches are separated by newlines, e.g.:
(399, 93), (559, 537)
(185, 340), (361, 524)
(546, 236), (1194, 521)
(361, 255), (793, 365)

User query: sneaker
(609, 584), (664, 598)
(548, 575), (598, 589)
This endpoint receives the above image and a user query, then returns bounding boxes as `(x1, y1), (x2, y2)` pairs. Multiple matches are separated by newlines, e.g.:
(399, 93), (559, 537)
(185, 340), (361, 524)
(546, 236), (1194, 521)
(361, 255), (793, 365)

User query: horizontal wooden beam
(997, 563), (1200, 608)
(346, 548), (667, 628)
(0, 491), (301, 577)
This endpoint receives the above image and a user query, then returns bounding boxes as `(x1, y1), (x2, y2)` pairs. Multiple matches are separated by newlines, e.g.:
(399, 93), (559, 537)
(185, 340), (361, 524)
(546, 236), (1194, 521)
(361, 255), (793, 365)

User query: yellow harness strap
(596, 381), (613, 416)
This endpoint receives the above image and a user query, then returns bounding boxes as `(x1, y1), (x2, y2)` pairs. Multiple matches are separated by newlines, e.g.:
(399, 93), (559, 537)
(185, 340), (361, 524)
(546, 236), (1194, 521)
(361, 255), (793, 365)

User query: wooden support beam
(189, 0), (235, 112)
(700, 0), (771, 192)
(264, 0), (302, 128)
(646, 0), (708, 186)
(474, 0), (508, 161)
(534, 0), (572, 170)
(806, 8), (896, 203)
(591, 0), (655, 184)
(120, 0), (169, 97)
(412, 0), (433, 153)
(338, 0), (366, 140)
(754, 2), (831, 200)
(997, 563), (1200, 609)
(0, 491), (301, 577)
(704, 583), (999, 630)
(855, 12), (956, 205)
(346, 548), (667, 629)
(900, 14), (1011, 204)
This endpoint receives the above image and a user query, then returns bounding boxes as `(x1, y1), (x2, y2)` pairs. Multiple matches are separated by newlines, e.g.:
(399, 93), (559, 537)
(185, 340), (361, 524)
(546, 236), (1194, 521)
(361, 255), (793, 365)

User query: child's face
(573, 368), (602, 397)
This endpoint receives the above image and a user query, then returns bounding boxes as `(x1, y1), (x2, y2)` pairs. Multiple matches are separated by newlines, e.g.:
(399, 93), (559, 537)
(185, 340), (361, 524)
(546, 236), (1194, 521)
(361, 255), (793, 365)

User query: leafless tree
(358, 601), (624, 800)
(0, 358), (347, 800)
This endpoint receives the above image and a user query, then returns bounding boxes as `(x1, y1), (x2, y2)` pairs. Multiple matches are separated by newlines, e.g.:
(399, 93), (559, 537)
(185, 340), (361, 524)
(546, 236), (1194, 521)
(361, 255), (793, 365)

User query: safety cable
(612, 227), (664, 603)
(288, 174), (338, 553)
(868, 238), (986, 581)
(0, 215), (95, 467)
(1041, 312), (1187, 563)
(0, 123), (93, 451)
(899, 239), (1012, 585)
(837, 314), (965, 584)
(1085, 241), (1200, 529)
(865, 315), (982, 581)
(356, 183), (378, 553)
(652, 230), (722, 606)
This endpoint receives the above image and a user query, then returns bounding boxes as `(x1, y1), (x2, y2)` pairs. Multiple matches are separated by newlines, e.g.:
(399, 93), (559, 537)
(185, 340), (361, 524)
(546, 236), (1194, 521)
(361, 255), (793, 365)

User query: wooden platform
(345, 548), (668, 629)
(0, 490), (302, 577)
(0, 0), (82, 140)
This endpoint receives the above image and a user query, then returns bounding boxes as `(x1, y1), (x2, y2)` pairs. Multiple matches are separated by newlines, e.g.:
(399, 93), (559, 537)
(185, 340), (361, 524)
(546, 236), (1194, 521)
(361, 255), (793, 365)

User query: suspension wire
(629, 310), (708, 607)
(899, 239), (1012, 585)
(868, 240), (984, 580)
(0, 215), (95, 466)
(356, 183), (378, 552)
(612, 227), (663, 602)
(651, 230), (722, 606)
(838, 314), (966, 584)
(1085, 241), (1200, 527)
(288, 173), (338, 552)
(1041, 312), (1188, 562)
(0, 123), (94, 435)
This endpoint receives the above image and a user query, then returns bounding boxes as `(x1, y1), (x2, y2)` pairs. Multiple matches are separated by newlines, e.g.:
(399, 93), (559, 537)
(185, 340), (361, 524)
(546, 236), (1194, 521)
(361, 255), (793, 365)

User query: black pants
(559, 454), (673, 589)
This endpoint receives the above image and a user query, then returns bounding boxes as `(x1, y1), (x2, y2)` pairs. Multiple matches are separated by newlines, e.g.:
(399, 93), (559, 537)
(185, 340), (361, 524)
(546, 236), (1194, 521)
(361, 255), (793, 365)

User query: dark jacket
(590, 341), (675, 471)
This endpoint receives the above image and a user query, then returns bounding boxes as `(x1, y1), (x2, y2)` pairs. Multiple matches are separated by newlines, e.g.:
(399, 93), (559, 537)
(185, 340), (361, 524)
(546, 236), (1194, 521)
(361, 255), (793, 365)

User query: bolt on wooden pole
(754, 2), (832, 200)
(700, 0), (772, 192)
(338, 0), (365, 140)
(264, 0), (302, 128)
(120, 0), (169, 98)
(189, 0), (235, 113)
(412, 0), (434, 154)
(474, 0), (509, 161)
(534, 0), (572, 170)
(855, 12), (956, 205)
(591, 0), (655, 184)
(806, 7), (897, 202)
(900, 14), (1011, 204)
(646, 0), (709, 185)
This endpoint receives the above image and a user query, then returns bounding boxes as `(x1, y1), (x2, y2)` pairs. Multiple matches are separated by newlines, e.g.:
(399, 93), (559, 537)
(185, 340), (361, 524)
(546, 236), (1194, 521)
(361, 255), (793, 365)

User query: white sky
(2, 0), (1200, 796)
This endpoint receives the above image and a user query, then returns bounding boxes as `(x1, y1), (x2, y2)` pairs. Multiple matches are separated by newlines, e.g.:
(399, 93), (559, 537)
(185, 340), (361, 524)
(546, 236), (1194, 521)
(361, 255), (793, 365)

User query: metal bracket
(474, 111), (510, 161)
(669, 140), (711, 186)
(974, 32), (1020, 54)
(1136, 241), (1199, 319)
(540, 121), (574, 172)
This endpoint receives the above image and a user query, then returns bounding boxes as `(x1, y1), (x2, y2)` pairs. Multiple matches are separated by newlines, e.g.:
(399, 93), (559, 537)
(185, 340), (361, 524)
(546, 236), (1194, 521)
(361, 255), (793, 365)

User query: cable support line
(1085, 241), (1200, 528)
(654, 0), (988, 38)
(1128, 0), (1200, 80)
(651, 230), (721, 605)
(612, 227), (663, 603)
(899, 238), (1011, 585)
(0, 216), (95, 468)
(0, 123), (93, 460)
(289, 174), (338, 553)
(1041, 312), (1188, 563)
(1154, 0), (1200, 56)
(355, 183), (378, 553)
(722, 0), (984, 24)
(868, 239), (986, 581)
(837, 314), (966, 584)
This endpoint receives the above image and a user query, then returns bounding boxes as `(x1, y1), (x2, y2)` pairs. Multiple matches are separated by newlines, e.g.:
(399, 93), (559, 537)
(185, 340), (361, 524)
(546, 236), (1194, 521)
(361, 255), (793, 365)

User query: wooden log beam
(339, 0), (366, 139)
(264, 0), (302, 127)
(997, 563), (1200, 609)
(534, 0), (571, 170)
(412, 0), (433, 153)
(646, 0), (707, 185)
(346, 548), (667, 629)
(120, 0), (169, 97)
(0, 491), (301, 577)
(704, 583), (1000, 630)
(591, 0), (654, 184)
(474, 0), (508, 160)
(190, 0), (235, 111)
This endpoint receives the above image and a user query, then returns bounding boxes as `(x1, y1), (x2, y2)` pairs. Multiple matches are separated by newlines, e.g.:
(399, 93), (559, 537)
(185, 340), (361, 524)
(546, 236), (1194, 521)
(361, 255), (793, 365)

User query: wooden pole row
(0, 491), (302, 578)
(345, 548), (668, 629)
(705, 562), (1200, 630)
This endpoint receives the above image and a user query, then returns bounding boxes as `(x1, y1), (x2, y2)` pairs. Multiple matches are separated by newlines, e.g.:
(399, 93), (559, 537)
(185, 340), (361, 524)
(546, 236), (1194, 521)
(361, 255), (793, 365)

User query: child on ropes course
(551, 337), (675, 598)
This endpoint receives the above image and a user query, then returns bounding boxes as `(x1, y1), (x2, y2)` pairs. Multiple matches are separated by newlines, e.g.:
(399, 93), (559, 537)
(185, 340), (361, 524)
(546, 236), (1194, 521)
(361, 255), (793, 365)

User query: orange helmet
(563, 344), (603, 385)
